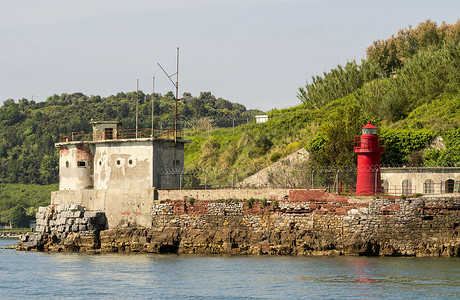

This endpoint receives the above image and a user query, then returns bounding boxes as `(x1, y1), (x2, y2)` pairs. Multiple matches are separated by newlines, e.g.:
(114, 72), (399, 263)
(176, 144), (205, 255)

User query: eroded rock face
(16, 204), (107, 252)
(16, 195), (460, 257)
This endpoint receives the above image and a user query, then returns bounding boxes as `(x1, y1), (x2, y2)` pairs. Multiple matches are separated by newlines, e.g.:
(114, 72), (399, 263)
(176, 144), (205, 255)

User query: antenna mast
(152, 77), (155, 137)
(136, 79), (139, 138)
(157, 47), (180, 142)
(175, 47), (179, 141)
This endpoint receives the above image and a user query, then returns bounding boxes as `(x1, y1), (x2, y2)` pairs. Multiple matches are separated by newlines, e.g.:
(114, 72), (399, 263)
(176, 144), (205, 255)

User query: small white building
(255, 115), (269, 123)
(381, 167), (460, 195)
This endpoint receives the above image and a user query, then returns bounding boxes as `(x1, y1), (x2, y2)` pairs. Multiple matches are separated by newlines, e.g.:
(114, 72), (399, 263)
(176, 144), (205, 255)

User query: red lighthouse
(354, 121), (384, 195)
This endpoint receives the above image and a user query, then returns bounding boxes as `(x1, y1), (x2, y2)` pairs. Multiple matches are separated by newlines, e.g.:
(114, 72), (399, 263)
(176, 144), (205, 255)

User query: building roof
(362, 121), (377, 129)
(90, 121), (123, 125)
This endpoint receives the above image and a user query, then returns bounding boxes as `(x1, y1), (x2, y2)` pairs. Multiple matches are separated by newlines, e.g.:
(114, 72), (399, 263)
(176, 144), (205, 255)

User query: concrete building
(255, 115), (269, 123)
(381, 167), (460, 195)
(57, 121), (189, 190)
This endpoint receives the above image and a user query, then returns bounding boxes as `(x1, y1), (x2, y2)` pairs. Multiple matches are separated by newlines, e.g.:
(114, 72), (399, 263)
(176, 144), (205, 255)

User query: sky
(1, 0), (459, 112)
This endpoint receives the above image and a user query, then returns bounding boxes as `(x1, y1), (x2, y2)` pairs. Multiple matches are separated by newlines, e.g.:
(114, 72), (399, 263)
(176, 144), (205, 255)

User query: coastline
(15, 193), (460, 257)
(0, 233), (21, 239)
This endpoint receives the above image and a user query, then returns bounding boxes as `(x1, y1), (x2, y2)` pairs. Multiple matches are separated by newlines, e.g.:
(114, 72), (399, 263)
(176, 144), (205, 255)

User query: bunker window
(173, 160), (180, 166)
(77, 161), (86, 168)
(105, 128), (113, 140)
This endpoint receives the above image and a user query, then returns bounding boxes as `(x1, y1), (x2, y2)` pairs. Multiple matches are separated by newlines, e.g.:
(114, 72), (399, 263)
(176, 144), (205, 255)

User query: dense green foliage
(0, 183), (58, 227)
(0, 91), (262, 185)
(298, 20), (460, 121)
(296, 20), (460, 167)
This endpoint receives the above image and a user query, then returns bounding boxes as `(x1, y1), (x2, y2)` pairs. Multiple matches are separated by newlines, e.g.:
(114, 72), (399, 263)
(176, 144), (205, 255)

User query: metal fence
(157, 164), (460, 196)
(60, 128), (184, 142)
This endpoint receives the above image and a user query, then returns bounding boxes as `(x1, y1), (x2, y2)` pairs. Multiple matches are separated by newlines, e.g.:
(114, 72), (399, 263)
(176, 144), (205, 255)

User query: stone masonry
(17, 191), (460, 256)
(17, 204), (107, 251)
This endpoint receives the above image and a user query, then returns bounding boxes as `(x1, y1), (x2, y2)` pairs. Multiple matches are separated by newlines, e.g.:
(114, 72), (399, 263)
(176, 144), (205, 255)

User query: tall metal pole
(175, 47), (179, 141)
(136, 79), (139, 139)
(152, 77), (155, 137)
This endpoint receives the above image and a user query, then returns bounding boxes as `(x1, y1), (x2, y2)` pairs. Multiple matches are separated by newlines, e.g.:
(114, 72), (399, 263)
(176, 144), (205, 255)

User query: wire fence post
(335, 170), (339, 193)
(284, 171), (287, 189)
(311, 170), (315, 189)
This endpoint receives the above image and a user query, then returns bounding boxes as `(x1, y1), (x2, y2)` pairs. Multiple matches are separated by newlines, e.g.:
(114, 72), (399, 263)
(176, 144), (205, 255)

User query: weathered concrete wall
(381, 167), (460, 194)
(59, 143), (95, 190)
(153, 140), (184, 188)
(52, 189), (156, 228)
(157, 188), (290, 202)
(57, 136), (187, 191)
(94, 141), (154, 190)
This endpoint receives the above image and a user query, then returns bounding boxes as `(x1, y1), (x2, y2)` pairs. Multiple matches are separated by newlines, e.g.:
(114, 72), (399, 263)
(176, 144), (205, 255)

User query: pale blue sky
(1, 0), (459, 111)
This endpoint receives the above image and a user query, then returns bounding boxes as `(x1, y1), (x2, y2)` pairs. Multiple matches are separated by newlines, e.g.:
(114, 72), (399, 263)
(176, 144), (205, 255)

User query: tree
(308, 105), (369, 167)
(8, 205), (28, 228)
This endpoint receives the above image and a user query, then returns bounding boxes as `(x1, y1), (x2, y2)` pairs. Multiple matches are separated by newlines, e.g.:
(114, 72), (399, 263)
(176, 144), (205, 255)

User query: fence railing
(157, 164), (460, 196)
(60, 128), (184, 142)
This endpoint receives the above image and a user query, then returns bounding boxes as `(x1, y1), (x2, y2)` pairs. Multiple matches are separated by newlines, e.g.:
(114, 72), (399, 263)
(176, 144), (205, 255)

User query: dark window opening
(105, 128), (113, 140)
(173, 160), (180, 166)
(117, 160), (121, 165)
(77, 161), (86, 168)
(99, 161), (102, 166)
(128, 159), (133, 165)
(65, 161), (70, 168)
(445, 179), (454, 193)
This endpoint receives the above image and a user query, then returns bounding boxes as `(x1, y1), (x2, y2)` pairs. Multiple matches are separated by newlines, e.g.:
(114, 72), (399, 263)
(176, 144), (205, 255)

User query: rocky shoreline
(15, 194), (460, 257)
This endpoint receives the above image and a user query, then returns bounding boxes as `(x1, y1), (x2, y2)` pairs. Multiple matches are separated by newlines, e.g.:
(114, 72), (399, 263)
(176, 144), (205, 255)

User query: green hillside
(0, 20), (459, 226)
(181, 20), (460, 187)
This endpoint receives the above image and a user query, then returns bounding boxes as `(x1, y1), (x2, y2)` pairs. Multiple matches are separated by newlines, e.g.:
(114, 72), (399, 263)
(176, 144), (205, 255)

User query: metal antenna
(136, 79), (139, 138)
(152, 77), (155, 137)
(157, 47), (180, 142)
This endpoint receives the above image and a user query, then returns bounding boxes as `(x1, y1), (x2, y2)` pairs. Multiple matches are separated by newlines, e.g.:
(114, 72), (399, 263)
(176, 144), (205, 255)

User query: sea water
(1, 238), (459, 299)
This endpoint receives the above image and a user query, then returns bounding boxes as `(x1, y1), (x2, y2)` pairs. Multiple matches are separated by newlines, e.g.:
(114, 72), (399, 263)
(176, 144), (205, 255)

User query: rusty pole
(136, 79), (139, 139)
(175, 47), (179, 142)
(152, 77), (155, 137)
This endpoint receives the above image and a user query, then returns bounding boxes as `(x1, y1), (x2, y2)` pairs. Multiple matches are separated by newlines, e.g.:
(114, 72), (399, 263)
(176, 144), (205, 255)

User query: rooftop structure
(56, 121), (189, 190)
(255, 115), (269, 123)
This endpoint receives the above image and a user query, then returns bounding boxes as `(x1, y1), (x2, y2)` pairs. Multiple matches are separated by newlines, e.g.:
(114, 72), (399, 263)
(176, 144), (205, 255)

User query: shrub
(246, 198), (256, 209)
(260, 198), (268, 207)
(270, 152), (282, 162)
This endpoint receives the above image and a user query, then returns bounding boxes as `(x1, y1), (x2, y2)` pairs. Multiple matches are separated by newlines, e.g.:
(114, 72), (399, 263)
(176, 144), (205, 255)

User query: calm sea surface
(1, 238), (459, 299)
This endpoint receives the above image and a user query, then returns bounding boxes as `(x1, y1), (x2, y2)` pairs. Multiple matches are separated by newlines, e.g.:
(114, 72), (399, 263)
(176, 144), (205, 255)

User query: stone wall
(51, 188), (290, 228)
(143, 195), (460, 256)
(18, 204), (106, 252)
(22, 191), (460, 257)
